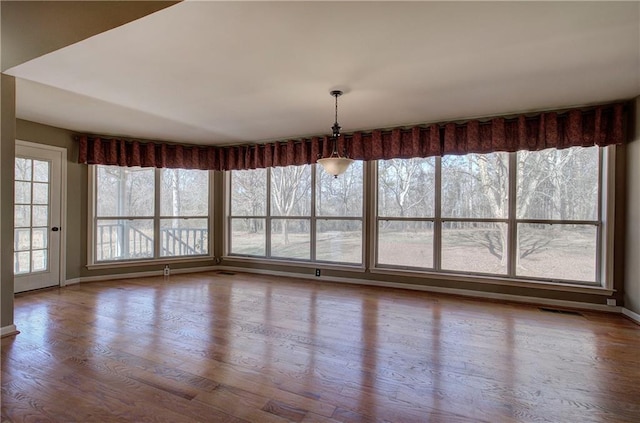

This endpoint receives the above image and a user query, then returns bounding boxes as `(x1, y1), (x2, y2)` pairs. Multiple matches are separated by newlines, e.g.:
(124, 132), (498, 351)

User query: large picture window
(92, 165), (210, 263)
(228, 162), (364, 265)
(375, 146), (605, 285)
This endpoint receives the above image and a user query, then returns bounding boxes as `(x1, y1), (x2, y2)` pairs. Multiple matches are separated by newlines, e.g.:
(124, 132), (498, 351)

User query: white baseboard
(622, 307), (640, 324)
(1, 324), (19, 337)
(63, 278), (80, 287)
(78, 265), (218, 283)
(219, 265), (620, 313)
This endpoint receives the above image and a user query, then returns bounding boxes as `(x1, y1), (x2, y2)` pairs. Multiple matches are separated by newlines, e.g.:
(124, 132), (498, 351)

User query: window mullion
(508, 152), (517, 277)
(310, 165), (317, 261)
(266, 168), (272, 258)
(154, 169), (161, 259)
(434, 156), (442, 271)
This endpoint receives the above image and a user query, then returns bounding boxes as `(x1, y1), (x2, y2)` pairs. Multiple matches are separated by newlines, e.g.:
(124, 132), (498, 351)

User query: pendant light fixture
(317, 90), (354, 178)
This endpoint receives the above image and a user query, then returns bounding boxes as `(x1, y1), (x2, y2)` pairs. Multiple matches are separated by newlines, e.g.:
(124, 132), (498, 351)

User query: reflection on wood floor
(2, 271), (639, 422)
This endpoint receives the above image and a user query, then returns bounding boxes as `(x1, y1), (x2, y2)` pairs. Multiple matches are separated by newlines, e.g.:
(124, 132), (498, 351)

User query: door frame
(15, 140), (67, 289)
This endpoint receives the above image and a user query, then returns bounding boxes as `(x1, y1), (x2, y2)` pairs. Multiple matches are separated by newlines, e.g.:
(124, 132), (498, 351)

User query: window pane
(15, 181), (31, 204)
(517, 147), (599, 220)
(95, 219), (154, 261)
(15, 229), (30, 251)
(442, 222), (507, 274)
(32, 250), (47, 272)
(161, 169), (208, 216)
(14, 251), (30, 274)
(317, 161), (363, 217)
(160, 218), (208, 257)
(517, 224), (596, 282)
(33, 160), (49, 182)
(32, 227), (48, 249)
(270, 165), (311, 217)
(14, 205), (30, 228)
(378, 220), (433, 268)
(316, 220), (362, 264)
(96, 166), (154, 217)
(15, 158), (32, 181)
(231, 169), (267, 216)
(271, 219), (310, 259)
(32, 206), (48, 227)
(442, 153), (509, 218)
(378, 158), (435, 217)
(230, 218), (265, 256)
(32, 183), (49, 205)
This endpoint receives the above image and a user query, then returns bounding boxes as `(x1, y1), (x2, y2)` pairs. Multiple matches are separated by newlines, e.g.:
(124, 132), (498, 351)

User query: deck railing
(96, 223), (207, 261)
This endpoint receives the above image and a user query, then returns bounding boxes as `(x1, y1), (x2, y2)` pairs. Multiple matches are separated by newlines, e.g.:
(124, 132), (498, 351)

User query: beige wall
(624, 97), (640, 314)
(1, 75), (16, 328)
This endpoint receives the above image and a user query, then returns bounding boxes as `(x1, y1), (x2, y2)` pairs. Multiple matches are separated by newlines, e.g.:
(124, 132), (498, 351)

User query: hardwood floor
(2, 271), (639, 423)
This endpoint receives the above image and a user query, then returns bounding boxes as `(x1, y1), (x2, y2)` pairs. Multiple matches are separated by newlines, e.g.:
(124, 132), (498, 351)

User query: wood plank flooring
(2, 271), (639, 422)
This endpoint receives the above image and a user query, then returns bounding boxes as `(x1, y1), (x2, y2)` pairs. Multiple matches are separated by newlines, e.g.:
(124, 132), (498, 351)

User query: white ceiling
(6, 1), (640, 146)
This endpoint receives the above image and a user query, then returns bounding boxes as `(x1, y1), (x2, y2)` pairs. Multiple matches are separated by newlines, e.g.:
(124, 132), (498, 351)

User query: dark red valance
(78, 102), (626, 171)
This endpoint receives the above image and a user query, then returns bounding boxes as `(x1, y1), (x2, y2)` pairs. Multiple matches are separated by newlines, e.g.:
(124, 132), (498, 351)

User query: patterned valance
(78, 102), (625, 171)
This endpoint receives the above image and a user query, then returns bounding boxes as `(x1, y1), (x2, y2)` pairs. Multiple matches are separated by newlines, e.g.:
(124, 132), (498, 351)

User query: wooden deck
(2, 271), (639, 422)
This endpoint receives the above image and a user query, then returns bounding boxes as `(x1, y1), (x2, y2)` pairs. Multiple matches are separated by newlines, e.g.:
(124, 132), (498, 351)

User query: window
(375, 146), (606, 285)
(92, 165), (210, 263)
(228, 162), (364, 265)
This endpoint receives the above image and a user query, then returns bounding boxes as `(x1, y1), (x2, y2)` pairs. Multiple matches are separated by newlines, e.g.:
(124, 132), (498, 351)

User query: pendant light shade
(317, 90), (354, 178)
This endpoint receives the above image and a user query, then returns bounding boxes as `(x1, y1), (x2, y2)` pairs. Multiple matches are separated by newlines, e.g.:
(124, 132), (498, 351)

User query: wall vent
(539, 307), (584, 317)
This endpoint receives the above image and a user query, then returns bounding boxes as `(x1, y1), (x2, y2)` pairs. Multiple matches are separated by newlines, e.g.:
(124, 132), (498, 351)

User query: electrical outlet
(163, 265), (170, 276)
(606, 298), (616, 306)
(315, 269), (321, 277)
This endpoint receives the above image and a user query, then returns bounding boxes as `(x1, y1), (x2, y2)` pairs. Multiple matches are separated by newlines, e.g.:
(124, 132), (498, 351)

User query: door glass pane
(517, 223), (597, 282)
(14, 251), (30, 274)
(230, 218), (265, 256)
(316, 220), (362, 264)
(33, 160), (49, 182)
(442, 221), (507, 275)
(378, 220), (433, 268)
(271, 219), (310, 259)
(32, 206), (48, 226)
(14, 205), (31, 228)
(15, 181), (31, 203)
(15, 158), (32, 180)
(32, 183), (49, 204)
(32, 250), (47, 272)
(32, 228), (48, 249)
(15, 229), (31, 251)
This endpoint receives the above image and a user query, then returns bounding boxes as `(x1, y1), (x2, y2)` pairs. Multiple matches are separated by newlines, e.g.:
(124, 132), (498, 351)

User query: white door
(14, 141), (65, 293)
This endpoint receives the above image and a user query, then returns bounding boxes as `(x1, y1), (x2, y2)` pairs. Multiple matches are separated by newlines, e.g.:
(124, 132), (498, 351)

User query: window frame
(87, 165), (214, 268)
(225, 163), (366, 267)
(372, 147), (613, 289)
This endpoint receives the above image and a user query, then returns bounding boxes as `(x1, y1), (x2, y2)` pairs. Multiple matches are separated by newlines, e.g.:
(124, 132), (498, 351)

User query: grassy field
(230, 226), (596, 282)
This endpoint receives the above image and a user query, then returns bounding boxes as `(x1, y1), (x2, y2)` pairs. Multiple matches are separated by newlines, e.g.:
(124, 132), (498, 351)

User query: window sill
(369, 267), (615, 296)
(222, 255), (366, 273)
(87, 255), (215, 271)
